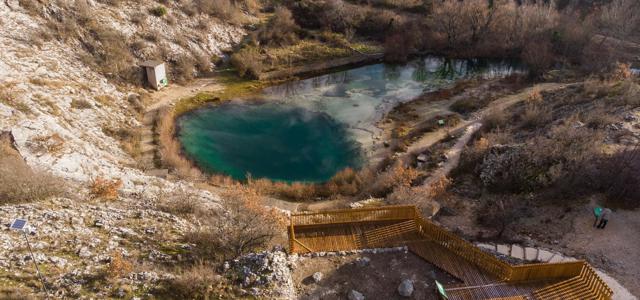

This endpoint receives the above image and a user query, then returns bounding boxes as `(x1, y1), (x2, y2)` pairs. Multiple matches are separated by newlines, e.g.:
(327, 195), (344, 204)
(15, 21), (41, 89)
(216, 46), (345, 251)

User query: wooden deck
(288, 205), (613, 300)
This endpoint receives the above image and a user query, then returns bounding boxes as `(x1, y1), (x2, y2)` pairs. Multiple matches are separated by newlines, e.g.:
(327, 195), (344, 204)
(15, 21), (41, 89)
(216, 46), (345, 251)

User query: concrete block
(497, 244), (510, 256)
(549, 254), (564, 263)
(537, 249), (555, 262)
(524, 247), (538, 261)
(476, 243), (496, 251)
(510, 245), (525, 260)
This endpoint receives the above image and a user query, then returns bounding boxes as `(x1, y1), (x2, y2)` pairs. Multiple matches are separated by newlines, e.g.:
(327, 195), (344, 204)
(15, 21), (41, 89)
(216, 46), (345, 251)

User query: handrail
(508, 261), (585, 282)
(291, 205), (416, 226)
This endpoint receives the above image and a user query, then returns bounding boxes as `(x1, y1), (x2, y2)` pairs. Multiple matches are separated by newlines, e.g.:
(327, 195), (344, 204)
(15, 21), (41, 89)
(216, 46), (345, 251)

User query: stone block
(510, 245), (525, 260)
(537, 249), (555, 262)
(497, 244), (510, 255)
(524, 247), (538, 261)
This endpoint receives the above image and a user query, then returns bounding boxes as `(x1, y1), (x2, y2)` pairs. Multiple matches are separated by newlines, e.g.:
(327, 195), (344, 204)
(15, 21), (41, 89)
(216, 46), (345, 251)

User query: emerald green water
(178, 102), (363, 182)
(178, 56), (524, 182)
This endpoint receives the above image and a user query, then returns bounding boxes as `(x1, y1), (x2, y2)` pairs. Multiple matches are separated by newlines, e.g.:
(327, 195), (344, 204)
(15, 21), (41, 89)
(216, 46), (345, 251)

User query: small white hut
(141, 60), (168, 90)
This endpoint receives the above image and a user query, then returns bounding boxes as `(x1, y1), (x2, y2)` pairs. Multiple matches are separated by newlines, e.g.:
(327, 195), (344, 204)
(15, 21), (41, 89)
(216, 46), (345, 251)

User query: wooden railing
(288, 205), (613, 299)
(290, 205), (416, 227)
(508, 261), (584, 282)
(414, 213), (512, 280)
(532, 263), (613, 299)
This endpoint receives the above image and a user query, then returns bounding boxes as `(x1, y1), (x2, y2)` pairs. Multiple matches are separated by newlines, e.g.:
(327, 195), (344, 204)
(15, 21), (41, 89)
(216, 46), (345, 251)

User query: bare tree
(598, 0), (640, 43)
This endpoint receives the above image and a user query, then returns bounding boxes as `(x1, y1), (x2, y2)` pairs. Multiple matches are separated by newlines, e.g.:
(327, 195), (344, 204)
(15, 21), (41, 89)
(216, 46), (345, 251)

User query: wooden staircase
(288, 205), (613, 300)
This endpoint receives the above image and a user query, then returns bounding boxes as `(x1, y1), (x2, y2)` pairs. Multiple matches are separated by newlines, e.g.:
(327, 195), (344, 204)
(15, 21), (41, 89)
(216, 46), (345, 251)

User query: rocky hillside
(0, 1), (250, 297)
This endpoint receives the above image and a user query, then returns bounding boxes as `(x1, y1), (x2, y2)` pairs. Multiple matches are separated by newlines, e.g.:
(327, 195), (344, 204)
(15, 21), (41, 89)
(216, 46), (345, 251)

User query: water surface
(178, 56), (524, 182)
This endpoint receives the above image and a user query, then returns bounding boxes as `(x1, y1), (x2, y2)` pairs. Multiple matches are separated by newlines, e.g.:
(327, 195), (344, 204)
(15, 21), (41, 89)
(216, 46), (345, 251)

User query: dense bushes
(457, 76), (640, 209)
(254, 7), (300, 47)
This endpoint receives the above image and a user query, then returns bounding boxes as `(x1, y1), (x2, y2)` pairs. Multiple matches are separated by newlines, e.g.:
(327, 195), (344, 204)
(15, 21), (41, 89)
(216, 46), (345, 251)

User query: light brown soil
(145, 77), (223, 112)
(293, 252), (458, 300)
(562, 203), (640, 298)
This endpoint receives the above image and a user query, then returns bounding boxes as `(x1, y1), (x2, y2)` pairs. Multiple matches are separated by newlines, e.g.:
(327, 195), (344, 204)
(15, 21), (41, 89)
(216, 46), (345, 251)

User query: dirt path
(562, 202), (640, 298)
(407, 82), (569, 155)
(145, 77), (224, 113)
(421, 122), (482, 187)
(409, 82), (571, 188)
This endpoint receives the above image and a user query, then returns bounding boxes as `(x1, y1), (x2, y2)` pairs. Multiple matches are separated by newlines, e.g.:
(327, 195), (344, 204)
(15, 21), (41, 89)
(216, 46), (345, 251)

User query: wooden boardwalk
(288, 205), (613, 300)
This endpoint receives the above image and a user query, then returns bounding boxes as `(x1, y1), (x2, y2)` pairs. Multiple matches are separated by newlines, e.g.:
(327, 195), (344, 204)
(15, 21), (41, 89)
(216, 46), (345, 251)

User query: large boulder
(398, 279), (414, 297)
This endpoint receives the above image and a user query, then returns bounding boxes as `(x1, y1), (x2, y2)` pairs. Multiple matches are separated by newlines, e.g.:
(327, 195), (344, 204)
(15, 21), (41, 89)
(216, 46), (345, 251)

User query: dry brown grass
(156, 263), (229, 299)
(94, 95), (115, 107)
(70, 98), (93, 109)
(0, 135), (65, 204)
(247, 177), (316, 201)
(362, 161), (421, 197)
(520, 103), (552, 129)
(106, 251), (133, 279)
(157, 108), (202, 179)
(90, 177), (122, 200)
(29, 133), (65, 154)
(387, 176), (450, 215)
(0, 85), (32, 114)
(156, 189), (203, 216)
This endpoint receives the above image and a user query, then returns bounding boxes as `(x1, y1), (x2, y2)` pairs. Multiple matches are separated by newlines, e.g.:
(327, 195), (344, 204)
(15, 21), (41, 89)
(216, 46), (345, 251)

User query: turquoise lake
(177, 56), (524, 182)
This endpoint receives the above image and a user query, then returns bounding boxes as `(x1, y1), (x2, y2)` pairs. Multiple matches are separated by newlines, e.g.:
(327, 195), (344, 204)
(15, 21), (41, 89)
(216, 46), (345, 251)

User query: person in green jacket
(593, 207), (602, 227)
(597, 208), (612, 229)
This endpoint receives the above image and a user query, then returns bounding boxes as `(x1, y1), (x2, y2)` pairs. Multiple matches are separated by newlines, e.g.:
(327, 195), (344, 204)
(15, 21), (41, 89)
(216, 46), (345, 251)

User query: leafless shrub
(230, 47), (263, 78)
(184, 188), (280, 262)
(18, 0), (42, 16)
(521, 36), (554, 78)
(254, 7), (299, 47)
(582, 105), (617, 129)
(590, 145), (640, 208)
(482, 108), (508, 131)
(362, 161), (420, 197)
(172, 55), (196, 83)
(156, 189), (203, 216)
(131, 12), (147, 25)
(194, 0), (246, 24)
